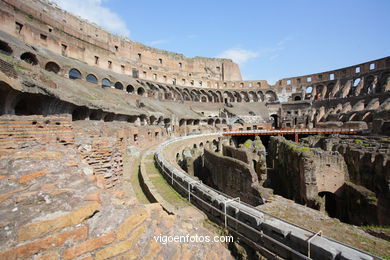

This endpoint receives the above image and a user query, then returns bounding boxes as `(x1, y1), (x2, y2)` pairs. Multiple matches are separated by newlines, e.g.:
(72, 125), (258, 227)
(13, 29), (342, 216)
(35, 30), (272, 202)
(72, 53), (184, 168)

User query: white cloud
(147, 39), (168, 46)
(277, 36), (293, 46)
(51, 0), (130, 37)
(217, 48), (259, 65)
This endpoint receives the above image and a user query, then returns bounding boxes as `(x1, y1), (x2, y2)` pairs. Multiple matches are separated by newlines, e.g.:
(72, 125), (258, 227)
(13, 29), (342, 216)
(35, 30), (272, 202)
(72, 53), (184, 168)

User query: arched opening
(126, 85), (134, 93)
(294, 96), (302, 101)
(69, 68), (82, 79)
(14, 96), (39, 115)
(270, 114), (279, 128)
(20, 52), (38, 65)
(44, 62), (60, 74)
(150, 115), (157, 125)
(102, 78), (111, 88)
(89, 110), (103, 120)
(265, 91), (277, 102)
(137, 87), (145, 96)
(114, 82), (123, 90)
(72, 106), (89, 121)
(353, 78), (361, 87)
(86, 74), (98, 84)
(104, 113), (115, 122)
(0, 40), (13, 55)
(318, 192), (337, 218)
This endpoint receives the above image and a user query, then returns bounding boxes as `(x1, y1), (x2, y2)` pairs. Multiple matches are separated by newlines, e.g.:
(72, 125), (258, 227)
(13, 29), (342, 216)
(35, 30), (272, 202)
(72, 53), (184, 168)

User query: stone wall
(268, 136), (347, 209)
(302, 135), (390, 225)
(203, 149), (263, 206)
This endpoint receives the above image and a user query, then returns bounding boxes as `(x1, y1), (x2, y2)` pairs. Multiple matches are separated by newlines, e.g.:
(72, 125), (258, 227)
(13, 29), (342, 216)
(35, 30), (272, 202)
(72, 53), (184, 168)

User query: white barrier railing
(154, 133), (380, 260)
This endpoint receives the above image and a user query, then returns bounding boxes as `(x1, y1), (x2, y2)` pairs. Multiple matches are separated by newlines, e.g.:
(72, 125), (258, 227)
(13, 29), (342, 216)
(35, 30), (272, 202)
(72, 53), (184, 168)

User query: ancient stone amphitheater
(0, 0), (389, 259)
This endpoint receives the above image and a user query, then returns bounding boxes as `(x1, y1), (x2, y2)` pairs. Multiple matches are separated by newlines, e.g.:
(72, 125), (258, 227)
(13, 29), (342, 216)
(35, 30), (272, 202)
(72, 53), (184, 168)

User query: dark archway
(319, 192), (338, 218)
(0, 40), (13, 55)
(294, 96), (302, 101)
(45, 62), (60, 74)
(137, 87), (145, 96)
(20, 52), (38, 65)
(114, 82), (124, 90)
(72, 106), (89, 121)
(270, 114), (279, 128)
(126, 85), (134, 93)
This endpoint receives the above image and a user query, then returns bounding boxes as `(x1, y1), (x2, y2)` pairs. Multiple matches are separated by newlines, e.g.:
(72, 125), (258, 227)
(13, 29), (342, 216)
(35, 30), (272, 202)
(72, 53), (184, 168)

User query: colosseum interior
(0, 0), (389, 259)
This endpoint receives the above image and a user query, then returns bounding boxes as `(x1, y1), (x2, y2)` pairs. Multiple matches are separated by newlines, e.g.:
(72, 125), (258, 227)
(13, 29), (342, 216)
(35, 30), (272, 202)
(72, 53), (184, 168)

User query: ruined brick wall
(268, 136), (347, 208)
(0, 114), (74, 149)
(73, 120), (169, 189)
(203, 149), (263, 205)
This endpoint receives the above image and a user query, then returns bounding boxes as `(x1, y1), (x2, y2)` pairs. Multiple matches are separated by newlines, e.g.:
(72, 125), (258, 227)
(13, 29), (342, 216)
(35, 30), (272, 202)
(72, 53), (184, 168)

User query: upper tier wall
(0, 0), (388, 93)
(0, 0), (242, 87)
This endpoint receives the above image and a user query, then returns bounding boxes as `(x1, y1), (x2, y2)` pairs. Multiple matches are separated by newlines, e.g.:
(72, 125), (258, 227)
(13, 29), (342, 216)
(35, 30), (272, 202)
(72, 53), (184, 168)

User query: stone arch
(0, 40), (13, 55)
(349, 113), (358, 121)
(240, 91), (249, 102)
(20, 52), (38, 65)
(216, 91), (223, 102)
(314, 85), (325, 100)
(265, 90), (277, 102)
(207, 118), (214, 125)
(248, 91), (258, 102)
(114, 82), (124, 90)
(233, 91), (242, 102)
(149, 115), (157, 125)
(362, 112), (373, 122)
(257, 91), (264, 102)
(137, 87), (145, 96)
(270, 114), (278, 128)
(325, 83), (335, 98)
(364, 75), (376, 94)
(44, 61), (60, 74)
(223, 91), (235, 103)
(69, 68), (82, 79)
(126, 84), (134, 93)
(102, 78), (111, 88)
(86, 74), (98, 84)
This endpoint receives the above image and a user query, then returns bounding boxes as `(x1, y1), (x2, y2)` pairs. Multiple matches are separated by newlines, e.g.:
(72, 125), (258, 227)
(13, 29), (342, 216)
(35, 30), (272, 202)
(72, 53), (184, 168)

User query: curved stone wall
(155, 133), (378, 260)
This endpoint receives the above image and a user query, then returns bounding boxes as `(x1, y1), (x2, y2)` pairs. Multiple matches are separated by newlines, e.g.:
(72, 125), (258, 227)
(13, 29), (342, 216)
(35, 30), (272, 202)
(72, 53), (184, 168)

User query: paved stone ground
(0, 144), (233, 259)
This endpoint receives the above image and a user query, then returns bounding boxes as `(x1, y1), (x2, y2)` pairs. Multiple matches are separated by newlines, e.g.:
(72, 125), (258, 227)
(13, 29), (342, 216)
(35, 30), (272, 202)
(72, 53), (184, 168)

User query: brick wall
(0, 114), (74, 149)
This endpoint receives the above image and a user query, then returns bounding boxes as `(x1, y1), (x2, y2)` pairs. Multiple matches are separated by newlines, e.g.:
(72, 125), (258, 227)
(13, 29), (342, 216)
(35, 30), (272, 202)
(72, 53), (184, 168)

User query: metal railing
(154, 133), (381, 260)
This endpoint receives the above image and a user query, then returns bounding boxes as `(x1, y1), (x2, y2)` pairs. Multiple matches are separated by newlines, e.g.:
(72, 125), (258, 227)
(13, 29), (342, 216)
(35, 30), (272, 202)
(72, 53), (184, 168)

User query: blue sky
(53, 0), (390, 84)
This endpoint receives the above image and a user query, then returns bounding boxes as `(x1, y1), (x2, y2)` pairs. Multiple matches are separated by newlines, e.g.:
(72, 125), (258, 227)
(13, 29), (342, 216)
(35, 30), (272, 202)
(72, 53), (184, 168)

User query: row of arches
(68, 68), (146, 95)
(305, 73), (387, 101)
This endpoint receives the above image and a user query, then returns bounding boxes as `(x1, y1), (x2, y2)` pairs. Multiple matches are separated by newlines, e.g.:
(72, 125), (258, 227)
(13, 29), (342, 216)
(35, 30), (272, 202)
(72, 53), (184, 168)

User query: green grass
(243, 139), (252, 148)
(125, 156), (150, 204)
(145, 154), (190, 208)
